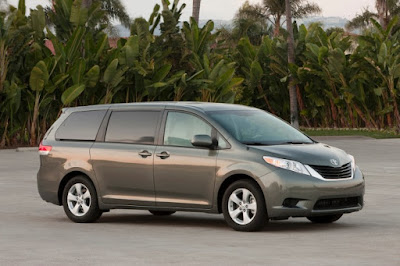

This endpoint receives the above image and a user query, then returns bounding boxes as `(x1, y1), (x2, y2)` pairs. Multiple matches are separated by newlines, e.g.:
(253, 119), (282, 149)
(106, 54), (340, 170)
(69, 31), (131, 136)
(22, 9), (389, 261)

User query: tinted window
(164, 112), (212, 148)
(55, 110), (106, 141)
(105, 111), (159, 144)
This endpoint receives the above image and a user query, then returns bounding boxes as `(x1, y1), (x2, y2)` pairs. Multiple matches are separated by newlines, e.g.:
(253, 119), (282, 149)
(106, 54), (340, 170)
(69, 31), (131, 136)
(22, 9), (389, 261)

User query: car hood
(250, 142), (351, 167)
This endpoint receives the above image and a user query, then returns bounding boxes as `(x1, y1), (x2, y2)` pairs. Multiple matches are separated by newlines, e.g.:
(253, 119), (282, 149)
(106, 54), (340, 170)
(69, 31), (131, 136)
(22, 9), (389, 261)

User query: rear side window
(55, 110), (106, 141)
(105, 111), (160, 144)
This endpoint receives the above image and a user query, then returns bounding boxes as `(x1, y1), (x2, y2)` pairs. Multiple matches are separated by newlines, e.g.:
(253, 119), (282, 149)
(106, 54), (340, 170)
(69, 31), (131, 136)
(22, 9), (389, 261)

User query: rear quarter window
(55, 110), (107, 141)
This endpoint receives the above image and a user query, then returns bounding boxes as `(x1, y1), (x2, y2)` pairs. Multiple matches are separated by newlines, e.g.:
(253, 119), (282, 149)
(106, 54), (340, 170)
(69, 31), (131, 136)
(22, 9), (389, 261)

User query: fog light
(282, 198), (300, 208)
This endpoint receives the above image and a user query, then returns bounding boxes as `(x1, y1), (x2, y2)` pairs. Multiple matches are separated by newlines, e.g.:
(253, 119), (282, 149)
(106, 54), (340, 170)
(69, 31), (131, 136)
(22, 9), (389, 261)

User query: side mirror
(191, 135), (213, 148)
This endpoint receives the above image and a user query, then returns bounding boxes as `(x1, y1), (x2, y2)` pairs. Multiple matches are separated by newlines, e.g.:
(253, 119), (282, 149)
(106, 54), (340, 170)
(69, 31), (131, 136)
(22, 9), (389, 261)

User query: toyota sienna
(37, 102), (364, 231)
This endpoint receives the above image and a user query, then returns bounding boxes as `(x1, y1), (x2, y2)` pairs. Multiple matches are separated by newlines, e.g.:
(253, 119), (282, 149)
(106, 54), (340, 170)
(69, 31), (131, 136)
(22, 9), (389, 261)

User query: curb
(16, 147), (38, 152)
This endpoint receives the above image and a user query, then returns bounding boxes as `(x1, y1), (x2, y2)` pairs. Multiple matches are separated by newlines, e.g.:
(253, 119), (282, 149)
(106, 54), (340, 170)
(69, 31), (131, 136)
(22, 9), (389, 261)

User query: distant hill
(115, 19), (232, 37)
(114, 17), (350, 38)
(296, 16), (349, 30)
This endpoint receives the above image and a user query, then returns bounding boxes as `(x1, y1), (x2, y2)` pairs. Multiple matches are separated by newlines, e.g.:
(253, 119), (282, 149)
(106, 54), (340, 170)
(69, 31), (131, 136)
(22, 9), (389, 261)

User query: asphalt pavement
(0, 136), (399, 265)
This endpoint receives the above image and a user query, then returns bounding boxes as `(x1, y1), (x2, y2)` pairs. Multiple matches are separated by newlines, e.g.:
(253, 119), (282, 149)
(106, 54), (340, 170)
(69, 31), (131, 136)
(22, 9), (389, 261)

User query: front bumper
(258, 166), (365, 219)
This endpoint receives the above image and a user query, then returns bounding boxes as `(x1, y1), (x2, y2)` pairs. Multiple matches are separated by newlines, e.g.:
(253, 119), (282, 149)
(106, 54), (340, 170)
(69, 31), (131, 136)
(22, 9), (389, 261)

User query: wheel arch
(57, 171), (97, 206)
(216, 174), (266, 213)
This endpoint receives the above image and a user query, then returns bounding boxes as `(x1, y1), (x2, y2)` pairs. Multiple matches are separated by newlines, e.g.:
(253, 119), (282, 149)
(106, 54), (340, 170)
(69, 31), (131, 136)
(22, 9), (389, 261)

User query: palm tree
(237, 0), (321, 37)
(192, 0), (201, 23)
(285, 0), (299, 128)
(346, 0), (400, 30)
(376, 0), (388, 28)
(48, 0), (130, 32)
(79, 0), (130, 26)
(47, 0), (130, 41)
(0, 11), (8, 93)
(345, 8), (377, 31)
(96, 0), (130, 27)
(232, 1), (271, 44)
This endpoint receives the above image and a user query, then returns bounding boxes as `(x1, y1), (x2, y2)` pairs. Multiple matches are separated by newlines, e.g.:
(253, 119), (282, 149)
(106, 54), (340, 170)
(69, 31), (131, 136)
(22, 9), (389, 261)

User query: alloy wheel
(228, 188), (257, 225)
(67, 183), (91, 217)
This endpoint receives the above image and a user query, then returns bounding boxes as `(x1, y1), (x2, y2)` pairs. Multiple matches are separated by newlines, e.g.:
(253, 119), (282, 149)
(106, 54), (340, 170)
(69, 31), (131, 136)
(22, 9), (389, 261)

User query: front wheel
(222, 180), (268, 232)
(62, 176), (102, 223)
(307, 214), (343, 223)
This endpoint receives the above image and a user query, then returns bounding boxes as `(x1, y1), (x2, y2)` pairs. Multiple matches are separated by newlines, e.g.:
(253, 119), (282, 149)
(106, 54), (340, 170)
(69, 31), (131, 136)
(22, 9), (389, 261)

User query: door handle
(156, 151), (170, 159)
(138, 150), (152, 158)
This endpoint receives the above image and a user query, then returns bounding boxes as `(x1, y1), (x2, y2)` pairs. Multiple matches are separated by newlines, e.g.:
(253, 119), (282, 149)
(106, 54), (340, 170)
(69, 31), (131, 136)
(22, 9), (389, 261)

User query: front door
(154, 111), (217, 209)
(91, 110), (162, 206)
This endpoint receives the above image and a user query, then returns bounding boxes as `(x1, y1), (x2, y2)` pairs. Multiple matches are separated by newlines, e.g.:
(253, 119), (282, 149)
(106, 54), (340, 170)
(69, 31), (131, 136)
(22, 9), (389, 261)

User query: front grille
(314, 197), (361, 210)
(310, 162), (352, 179)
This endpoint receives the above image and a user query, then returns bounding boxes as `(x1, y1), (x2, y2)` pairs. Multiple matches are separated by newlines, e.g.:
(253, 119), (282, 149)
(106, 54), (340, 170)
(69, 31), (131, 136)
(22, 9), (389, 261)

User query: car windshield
(208, 110), (313, 145)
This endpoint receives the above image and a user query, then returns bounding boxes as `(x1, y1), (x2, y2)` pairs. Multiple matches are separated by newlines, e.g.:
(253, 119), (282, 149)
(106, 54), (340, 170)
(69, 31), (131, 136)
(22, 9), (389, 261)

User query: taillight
(39, 142), (52, 156)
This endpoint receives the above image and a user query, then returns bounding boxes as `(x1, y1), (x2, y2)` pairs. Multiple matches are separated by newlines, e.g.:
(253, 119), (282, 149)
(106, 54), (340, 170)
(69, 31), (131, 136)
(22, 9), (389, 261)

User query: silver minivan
(37, 102), (364, 231)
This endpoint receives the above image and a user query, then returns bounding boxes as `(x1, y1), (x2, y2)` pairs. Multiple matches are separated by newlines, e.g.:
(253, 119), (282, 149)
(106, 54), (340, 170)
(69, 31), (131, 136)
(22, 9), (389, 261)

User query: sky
(9, 0), (376, 20)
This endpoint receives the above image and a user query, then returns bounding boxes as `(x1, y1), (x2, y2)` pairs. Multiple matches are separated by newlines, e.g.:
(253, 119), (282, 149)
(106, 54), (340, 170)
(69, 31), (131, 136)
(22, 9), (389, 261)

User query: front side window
(105, 111), (160, 144)
(163, 112), (212, 148)
(217, 134), (229, 149)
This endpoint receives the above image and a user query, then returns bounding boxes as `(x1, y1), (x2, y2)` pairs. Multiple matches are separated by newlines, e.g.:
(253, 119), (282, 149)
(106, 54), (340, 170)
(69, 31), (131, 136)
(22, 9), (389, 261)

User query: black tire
(149, 210), (176, 216)
(307, 214), (343, 223)
(62, 176), (102, 223)
(222, 180), (268, 232)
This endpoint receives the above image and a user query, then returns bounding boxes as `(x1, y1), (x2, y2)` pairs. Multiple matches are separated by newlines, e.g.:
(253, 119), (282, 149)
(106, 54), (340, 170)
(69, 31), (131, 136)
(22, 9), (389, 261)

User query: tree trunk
(285, 0), (299, 128)
(192, 0), (202, 24)
(82, 0), (93, 9)
(388, 81), (400, 132)
(126, 87), (130, 103)
(0, 41), (8, 93)
(353, 104), (377, 128)
(40, 118), (47, 143)
(0, 116), (9, 148)
(347, 103), (356, 128)
(174, 87), (184, 101)
(30, 91), (40, 146)
(382, 89), (392, 127)
(296, 85), (311, 127)
(273, 15), (281, 37)
(161, 0), (169, 11)
(258, 84), (275, 114)
(105, 88), (111, 104)
(330, 99), (338, 127)
(376, 0), (388, 29)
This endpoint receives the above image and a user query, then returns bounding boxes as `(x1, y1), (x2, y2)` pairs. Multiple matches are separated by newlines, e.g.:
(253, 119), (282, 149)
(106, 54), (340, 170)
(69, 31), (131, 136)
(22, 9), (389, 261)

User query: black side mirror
(191, 135), (213, 148)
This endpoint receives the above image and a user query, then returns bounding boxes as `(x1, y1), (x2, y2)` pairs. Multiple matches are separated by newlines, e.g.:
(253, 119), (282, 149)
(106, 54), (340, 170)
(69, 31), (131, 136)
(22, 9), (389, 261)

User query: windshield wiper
(243, 142), (271, 146)
(279, 141), (313, 145)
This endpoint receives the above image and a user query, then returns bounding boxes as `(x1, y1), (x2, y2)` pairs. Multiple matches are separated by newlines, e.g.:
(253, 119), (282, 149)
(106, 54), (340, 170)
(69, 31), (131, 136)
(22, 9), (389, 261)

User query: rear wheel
(149, 211), (176, 216)
(222, 180), (268, 232)
(307, 214), (343, 223)
(62, 176), (102, 223)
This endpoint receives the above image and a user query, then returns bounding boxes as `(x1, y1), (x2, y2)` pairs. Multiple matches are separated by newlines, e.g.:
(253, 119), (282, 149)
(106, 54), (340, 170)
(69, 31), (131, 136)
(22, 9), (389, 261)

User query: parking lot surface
(0, 136), (399, 265)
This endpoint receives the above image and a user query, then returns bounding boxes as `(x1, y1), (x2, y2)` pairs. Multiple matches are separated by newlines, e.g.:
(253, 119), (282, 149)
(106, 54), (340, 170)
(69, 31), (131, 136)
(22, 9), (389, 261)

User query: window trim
(159, 110), (231, 150)
(95, 108), (112, 142)
(100, 109), (163, 146)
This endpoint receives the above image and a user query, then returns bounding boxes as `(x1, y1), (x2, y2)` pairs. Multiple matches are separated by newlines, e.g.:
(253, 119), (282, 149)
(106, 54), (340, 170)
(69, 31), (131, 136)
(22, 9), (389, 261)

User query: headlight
(263, 156), (310, 176)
